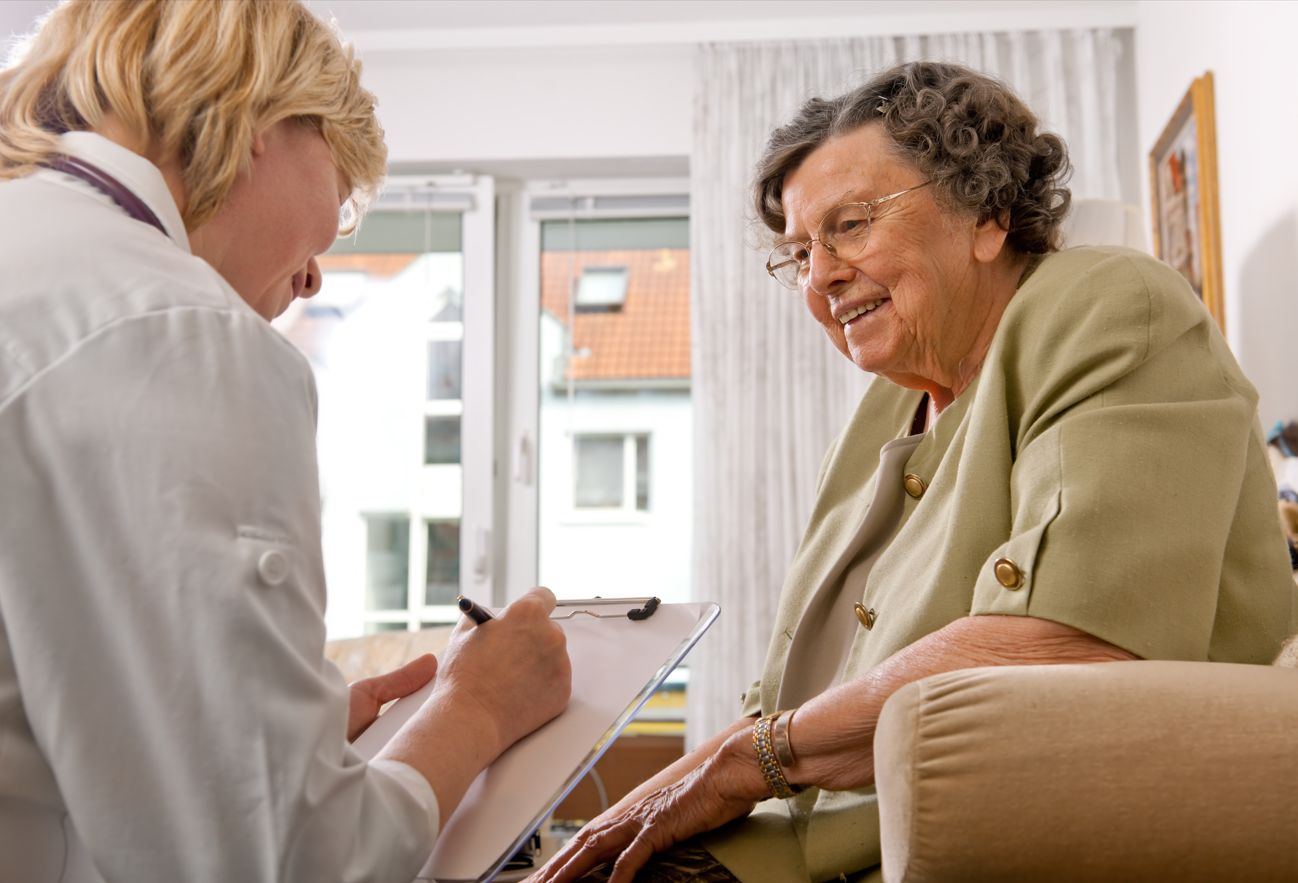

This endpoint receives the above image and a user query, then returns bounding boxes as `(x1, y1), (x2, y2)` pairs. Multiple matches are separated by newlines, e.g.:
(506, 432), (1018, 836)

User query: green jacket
(705, 246), (1297, 882)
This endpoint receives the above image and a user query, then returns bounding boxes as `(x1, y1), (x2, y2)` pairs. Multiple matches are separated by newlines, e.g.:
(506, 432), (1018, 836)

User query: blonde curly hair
(0, 0), (386, 232)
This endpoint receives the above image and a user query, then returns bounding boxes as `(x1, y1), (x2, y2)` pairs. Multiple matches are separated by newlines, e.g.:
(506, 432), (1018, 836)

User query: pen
(456, 595), (494, 625)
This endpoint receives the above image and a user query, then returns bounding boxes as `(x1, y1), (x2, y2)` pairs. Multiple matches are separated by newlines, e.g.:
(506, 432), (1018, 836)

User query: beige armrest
(874, 661), (1298, 883)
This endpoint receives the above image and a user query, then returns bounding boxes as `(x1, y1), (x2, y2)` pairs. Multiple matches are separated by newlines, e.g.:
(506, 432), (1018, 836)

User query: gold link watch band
(752, 710), (803, 800)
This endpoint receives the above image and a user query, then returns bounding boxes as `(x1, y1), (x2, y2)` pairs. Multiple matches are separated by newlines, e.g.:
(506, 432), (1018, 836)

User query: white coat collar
(58, 131), (191, 252)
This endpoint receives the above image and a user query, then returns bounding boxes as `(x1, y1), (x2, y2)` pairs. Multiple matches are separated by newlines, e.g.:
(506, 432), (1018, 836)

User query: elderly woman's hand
(530, 726), (769, 883)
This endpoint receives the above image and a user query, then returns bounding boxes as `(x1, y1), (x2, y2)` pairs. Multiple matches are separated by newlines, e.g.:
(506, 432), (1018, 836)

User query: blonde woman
(0, 3), (570, 882)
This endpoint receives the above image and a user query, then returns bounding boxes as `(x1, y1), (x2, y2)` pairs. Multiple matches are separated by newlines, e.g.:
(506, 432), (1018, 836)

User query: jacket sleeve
(969, 251), (1293, 661)
(0, 305), (438, 882)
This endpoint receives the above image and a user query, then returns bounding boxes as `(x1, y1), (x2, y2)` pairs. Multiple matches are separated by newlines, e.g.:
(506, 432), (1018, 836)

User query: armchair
(874, 661), (1298, 882)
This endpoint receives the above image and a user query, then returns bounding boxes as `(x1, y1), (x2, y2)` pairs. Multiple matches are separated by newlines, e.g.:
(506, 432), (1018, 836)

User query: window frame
(313, 174), (496, 636)
(500, 178), (689, 602)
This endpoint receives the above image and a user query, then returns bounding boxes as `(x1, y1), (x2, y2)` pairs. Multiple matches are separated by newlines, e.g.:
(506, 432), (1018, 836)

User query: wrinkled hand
(529, 728), (768, 883)
(346, 653), (439, 742)
(436, 586), (571, 758)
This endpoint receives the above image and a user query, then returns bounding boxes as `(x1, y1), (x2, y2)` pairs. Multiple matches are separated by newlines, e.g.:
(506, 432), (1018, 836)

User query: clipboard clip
(552, 596), (661, 621)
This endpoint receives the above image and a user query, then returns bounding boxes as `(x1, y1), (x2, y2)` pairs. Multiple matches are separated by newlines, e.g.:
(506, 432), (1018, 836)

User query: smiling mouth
(838, 299), (887, 325)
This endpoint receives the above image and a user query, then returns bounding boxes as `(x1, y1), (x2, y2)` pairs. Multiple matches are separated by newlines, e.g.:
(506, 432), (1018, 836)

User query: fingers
(354, 653), (438, 706)
(453, 586), (554, 631)
(607, 833), (656, 883)
(509, 585), (557, 617)
(532, 822), (629, 883)
(432, 586), (571, 757)
(389, 653), (438, 698)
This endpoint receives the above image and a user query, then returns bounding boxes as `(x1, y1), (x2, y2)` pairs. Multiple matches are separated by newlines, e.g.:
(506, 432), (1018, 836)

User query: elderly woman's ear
(971, 212), (1012, 264)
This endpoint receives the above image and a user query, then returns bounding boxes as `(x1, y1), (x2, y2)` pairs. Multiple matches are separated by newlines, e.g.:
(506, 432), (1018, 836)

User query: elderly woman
(535, 62), (1295, 883)
(0, 2), (569, 882)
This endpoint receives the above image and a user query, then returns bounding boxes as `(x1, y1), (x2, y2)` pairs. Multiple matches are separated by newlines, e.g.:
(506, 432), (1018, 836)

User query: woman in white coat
(0, 3), (571, 882)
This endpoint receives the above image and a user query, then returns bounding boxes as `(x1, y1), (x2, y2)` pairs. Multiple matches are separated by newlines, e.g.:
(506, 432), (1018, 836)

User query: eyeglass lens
(767, 203), (874, 289)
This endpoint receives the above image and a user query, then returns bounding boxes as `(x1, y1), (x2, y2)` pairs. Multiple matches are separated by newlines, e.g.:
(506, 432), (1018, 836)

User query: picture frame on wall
(1149, 71), (1225, 331)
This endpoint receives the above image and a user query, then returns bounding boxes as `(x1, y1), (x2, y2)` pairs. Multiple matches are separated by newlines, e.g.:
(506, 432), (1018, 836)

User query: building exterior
(276, 212), (693, 637)
(537, 243), (693, 603)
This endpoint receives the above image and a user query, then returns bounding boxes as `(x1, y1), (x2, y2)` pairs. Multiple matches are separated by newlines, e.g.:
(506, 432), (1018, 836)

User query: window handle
(473, 527), (490, 582)
(513, 431), (533, 486)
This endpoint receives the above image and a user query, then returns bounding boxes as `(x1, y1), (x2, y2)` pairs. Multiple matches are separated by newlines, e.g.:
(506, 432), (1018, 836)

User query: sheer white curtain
(688, 30), (1126, 744)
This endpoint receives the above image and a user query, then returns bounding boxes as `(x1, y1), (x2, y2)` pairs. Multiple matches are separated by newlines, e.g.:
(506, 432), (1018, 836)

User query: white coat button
(257, 550), (289, 586)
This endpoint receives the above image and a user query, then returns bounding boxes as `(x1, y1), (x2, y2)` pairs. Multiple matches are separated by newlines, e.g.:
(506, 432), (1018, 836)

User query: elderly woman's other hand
(530, 726), (768, 883)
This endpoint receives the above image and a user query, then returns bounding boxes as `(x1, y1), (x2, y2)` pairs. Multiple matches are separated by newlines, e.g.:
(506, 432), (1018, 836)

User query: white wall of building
(537, 388), (694, 604)
(1135, 0), (1298, 429)
(304, 256), (465, 636)
(535, 315), (694, 605)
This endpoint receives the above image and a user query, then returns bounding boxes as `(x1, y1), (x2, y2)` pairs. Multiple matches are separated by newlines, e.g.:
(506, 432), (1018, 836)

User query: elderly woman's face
(780, 124), (1003, 391)
(191, 119), (348, 320)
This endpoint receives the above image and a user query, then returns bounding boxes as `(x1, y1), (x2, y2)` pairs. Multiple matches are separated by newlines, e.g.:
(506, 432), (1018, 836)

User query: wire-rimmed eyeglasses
(764, 181), (931, 290)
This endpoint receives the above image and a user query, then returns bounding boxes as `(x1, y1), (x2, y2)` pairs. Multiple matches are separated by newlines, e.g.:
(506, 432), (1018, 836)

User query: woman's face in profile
(190, 119), (349, 320)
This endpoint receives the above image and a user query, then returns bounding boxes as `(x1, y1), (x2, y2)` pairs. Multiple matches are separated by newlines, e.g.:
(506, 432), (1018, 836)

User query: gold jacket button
(903, 473), (927, 499)
(994, 557), (1024, 589)
(854, 602), (877, 630)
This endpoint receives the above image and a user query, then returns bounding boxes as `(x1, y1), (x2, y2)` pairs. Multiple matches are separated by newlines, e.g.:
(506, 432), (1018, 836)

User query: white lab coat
(0, 133), (439, 883)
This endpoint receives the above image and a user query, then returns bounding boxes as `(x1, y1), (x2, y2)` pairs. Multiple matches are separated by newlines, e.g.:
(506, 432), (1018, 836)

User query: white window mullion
(459, 175), (496, 606)
(501, 188), (540, 605)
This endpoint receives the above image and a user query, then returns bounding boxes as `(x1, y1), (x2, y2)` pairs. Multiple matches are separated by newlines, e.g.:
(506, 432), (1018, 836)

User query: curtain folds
(687, 30), (1126, 745)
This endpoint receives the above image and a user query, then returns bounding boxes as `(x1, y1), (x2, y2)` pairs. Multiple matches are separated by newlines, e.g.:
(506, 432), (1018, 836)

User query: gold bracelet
(772, 707), (797, 769)
(753, 712), (802, 800)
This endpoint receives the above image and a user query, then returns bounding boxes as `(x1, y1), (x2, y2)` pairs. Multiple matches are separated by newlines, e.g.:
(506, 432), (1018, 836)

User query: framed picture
(1149, 71), (1224, 331)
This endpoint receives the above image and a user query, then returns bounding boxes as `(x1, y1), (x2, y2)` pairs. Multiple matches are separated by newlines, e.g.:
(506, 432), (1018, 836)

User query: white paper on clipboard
(351, 599), (719, 883)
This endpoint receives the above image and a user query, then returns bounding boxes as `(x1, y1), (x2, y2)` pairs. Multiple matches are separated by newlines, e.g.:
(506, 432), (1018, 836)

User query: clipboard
(351, 597), (719, 882)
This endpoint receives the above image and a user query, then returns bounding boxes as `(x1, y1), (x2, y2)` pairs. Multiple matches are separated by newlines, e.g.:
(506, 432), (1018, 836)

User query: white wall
(1136, 0), (1298, 428)
(362, 45), (694, 168)
(536, 388), (694, 604)
(535, 314), (694, 605)
(343, 1), (1138, 176)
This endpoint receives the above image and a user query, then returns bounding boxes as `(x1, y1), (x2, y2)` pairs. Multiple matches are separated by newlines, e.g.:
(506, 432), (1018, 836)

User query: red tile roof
(541, 249), (691, 381)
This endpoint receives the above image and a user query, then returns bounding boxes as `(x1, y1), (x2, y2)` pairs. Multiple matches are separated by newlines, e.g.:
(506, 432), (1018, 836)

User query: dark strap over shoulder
(43, 154), (169, 237)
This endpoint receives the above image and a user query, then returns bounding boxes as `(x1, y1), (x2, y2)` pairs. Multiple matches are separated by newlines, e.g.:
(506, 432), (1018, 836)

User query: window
(427, 338), (463, 400)
(574, 266), (629, 312)
(424, 415), (461, 465)
(276, 177), (495, 636)
(364, 515), (409, 612)
(503, 184), (691, 602)
(425, 520), (461, 605)
(573, 433), (650, 512)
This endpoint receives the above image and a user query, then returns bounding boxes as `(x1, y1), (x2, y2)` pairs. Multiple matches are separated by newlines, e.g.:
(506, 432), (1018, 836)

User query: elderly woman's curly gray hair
(754, 61), (1071, 255)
